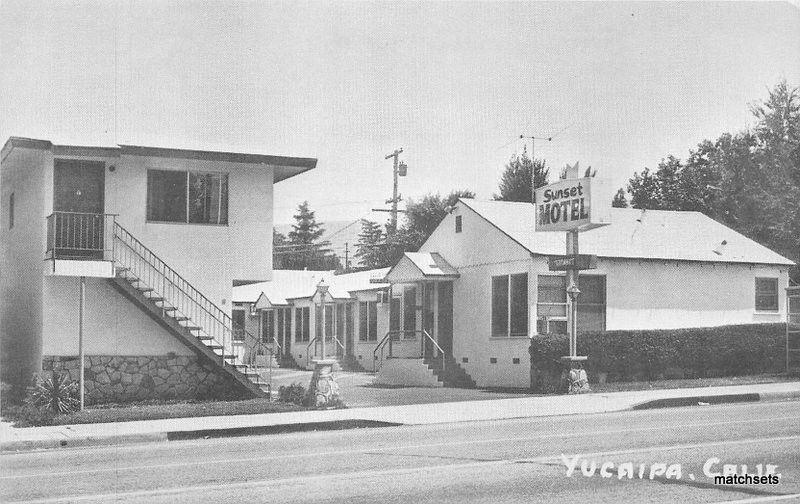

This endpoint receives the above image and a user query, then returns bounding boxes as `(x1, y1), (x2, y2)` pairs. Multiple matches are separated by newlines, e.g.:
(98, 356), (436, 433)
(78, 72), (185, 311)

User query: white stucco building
(0, 137), (316, 402)
(396, 198), (794, 388)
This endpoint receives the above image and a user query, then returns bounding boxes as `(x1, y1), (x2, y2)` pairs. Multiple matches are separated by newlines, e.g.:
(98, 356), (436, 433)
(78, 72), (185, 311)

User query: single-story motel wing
(233, 198), (794, 389)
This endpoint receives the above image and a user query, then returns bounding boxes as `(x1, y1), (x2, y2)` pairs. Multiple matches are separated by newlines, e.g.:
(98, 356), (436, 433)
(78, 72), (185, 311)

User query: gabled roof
(459, 199), (794, 266)
(384, 252), (460, 284)
(231, 268), (391, 306)
(1, 136), (316, 183)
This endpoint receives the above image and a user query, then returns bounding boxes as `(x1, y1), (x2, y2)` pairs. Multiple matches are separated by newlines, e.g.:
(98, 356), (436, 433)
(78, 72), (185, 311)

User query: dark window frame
(755, 277), (779, 312)
(455, 215), (462, 233)
(146, 169), (229, 225)
(491, 273), (528, 338)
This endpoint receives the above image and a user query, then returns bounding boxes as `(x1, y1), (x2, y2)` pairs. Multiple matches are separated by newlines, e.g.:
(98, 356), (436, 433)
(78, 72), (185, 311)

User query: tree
(280, 201), (341, 270)
(611, 188), (628, 208)
(619, 79), (800, 281)
(494, 147), (550, 202)
(272, 229), (288, 269)
(354, 219), (386, 269)
(400, 189), (476, 251)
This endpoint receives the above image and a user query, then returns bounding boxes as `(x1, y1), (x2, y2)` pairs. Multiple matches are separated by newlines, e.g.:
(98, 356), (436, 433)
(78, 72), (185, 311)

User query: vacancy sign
(535, 177), (612, 232)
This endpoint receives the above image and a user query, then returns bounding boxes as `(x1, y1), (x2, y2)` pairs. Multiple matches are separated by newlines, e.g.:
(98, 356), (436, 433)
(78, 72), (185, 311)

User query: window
(389, 295), (401, 333)
(8, 192), (14, 229)
(403, 286), (416, 336)
(345, 303), (355, 340)
(336, 304), (345, 339)
(146, 169), (228, 224)
(324, 304), (335, 341)
(261, 309), (275, 343)
(359, 301), (378, 341)
(536, 275), (606, 335)
(491, 273), (528, 337)
(232, 309), (246, 341)
(455, 215), (462, 233)
(295, 307), (310, 342)
(755, 278), (779, 312)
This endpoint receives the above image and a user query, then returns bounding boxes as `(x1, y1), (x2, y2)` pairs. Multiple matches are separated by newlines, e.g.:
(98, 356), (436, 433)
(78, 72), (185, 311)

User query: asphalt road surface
(2, 400), (800, 503)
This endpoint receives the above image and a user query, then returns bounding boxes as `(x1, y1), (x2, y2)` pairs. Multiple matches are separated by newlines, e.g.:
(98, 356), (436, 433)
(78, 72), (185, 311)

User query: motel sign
(535, 176), (612, 232)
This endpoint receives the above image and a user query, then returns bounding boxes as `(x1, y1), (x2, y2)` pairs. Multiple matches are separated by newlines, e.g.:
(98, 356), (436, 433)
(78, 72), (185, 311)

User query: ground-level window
(455, 215), (462, 233)
(274, 307), (290, 345)
(146, 169), (228, 224)
(232, 308), (246, 341)
(359, 301), (378, 341)
(295, 307), (310, 342)
(491, 273), (528, 337)
(755, 277), (779, 312)
(536, 275), (606, 335)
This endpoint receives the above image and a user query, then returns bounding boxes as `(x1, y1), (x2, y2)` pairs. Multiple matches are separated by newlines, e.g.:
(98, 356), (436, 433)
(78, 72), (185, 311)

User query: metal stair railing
(111, 221), (276, 394)
(372, 330), (424, 371)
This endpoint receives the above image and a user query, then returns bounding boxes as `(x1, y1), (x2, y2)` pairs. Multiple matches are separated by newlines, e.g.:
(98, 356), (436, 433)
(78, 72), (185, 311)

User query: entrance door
(53, 159), (105, 258)
(437, 281), (454, 356)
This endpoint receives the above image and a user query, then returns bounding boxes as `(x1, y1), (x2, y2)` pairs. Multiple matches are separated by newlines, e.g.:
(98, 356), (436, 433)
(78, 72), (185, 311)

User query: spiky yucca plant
(27, 371), (79, 414)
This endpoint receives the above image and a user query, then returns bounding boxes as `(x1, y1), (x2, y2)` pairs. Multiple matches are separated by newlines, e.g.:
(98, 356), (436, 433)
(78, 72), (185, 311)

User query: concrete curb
(1, 432), (167, 453)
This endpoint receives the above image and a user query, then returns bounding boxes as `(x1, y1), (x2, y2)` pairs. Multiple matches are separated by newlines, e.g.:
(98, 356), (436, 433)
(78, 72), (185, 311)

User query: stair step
(206, 344), (223, 351)
(196, 335), (214, 341)
(161, 306), (177, 312)
(174, 316), (190, 322)
(137, 287), (154, 293)
(183, 326), (201, 331)
(147, 297), (165, 302)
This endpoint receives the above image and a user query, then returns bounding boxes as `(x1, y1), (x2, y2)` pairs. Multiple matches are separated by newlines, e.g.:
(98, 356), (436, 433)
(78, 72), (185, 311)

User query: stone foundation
(42, 354), (249, 404)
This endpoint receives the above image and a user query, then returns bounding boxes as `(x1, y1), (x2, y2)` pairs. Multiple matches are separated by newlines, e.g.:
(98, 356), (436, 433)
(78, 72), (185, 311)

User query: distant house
(0, 136), (316, 402)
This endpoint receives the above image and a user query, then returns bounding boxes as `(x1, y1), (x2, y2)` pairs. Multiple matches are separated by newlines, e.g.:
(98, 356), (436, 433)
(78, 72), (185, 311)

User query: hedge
(529, 323), (786, 387)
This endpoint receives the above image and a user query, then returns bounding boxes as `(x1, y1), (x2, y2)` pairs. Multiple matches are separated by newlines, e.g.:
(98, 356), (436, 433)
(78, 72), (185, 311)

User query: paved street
(3, 400), (800, 503)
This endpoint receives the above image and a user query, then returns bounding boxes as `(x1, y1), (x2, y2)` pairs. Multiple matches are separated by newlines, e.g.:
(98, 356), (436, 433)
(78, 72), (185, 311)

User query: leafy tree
(617, 79), (800, 281)
(400, 189), (476, 251)
(494, 147), (550, 202)
(611, 188), (628, 208)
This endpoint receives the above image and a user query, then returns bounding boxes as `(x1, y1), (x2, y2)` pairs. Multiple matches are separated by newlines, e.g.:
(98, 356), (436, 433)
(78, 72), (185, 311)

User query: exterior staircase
(108, 222), (278, 398)
(424, 355), (477, 388)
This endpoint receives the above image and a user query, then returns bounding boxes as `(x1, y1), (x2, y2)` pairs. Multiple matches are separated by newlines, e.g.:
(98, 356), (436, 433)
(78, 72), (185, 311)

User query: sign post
(535, 164), (610, 394)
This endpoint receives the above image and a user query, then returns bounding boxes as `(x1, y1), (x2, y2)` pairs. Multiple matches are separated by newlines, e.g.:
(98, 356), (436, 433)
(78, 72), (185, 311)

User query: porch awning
(382, 252), (459, 284)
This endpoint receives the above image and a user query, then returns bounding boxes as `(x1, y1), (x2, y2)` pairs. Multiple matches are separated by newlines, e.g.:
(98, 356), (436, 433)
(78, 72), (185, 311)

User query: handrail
(46, 212), (117, 261)
(111, 221), (275, 394)
(421, 329), (446, 374)
(372, 329), (445, 372)
(305, 337), (320, 369)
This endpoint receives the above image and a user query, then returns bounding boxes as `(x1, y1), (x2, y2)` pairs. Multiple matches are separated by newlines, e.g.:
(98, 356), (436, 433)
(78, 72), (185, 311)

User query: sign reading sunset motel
(535, 176), (612, 232)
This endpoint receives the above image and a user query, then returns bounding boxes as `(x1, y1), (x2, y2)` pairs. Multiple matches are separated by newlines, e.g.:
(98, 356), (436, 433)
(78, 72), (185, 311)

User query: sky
(1, 1), (799, 230)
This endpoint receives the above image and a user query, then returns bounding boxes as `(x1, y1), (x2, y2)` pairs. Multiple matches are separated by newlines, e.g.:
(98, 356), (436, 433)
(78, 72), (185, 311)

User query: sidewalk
(2, 381), (799, 453)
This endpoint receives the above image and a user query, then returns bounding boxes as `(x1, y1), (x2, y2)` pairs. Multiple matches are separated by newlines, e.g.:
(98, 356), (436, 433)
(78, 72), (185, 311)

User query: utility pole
(384, 148), (404, 235)
(344, 242), (350, 271)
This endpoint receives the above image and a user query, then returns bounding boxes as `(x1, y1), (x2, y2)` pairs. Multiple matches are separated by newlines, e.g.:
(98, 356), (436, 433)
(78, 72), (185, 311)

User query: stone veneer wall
(42, 354), (250, 404)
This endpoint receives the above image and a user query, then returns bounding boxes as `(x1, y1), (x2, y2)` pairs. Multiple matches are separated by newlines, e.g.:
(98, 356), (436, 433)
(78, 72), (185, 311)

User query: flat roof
(1, 136), (317, 183)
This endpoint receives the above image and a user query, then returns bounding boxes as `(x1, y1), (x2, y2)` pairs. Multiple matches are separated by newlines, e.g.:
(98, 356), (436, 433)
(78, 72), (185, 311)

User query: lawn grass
(2, 398), (303, 427)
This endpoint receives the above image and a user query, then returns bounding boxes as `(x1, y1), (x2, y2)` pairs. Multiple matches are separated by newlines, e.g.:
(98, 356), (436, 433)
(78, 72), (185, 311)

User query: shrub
(277, 383), (307, 406)
(27, 371), (80, 414)
(530, 323), (786, 391)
